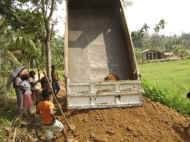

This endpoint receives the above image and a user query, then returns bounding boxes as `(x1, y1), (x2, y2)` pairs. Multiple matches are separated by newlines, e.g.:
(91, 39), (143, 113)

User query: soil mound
(58, 97), (190, 142)
(5, 84), (190, 142)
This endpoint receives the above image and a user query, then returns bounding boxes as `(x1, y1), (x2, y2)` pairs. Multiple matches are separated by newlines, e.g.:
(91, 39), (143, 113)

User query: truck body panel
(64, 0), (143, 109)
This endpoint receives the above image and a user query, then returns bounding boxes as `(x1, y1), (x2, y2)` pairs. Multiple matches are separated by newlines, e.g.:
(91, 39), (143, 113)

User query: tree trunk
(41, 0), (55, 82)
(45, 26), (52, 82)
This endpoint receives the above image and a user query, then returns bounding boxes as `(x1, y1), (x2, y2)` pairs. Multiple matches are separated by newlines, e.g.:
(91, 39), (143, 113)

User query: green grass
(140, 59), (190, 115)
(0, 98), (17, 141)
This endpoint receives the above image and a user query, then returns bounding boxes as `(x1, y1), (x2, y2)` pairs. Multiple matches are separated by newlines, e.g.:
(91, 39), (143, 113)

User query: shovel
(42, 71), (76, 133)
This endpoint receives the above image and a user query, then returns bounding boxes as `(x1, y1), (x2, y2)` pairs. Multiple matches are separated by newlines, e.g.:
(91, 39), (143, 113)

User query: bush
(143, 80), (190, 115)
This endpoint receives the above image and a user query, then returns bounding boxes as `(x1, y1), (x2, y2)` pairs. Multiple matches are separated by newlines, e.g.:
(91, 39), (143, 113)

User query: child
(36, 94), (67, 141)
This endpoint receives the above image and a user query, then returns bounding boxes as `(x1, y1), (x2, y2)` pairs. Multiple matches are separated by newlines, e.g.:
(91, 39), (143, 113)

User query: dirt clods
(60, 98), (190, 142)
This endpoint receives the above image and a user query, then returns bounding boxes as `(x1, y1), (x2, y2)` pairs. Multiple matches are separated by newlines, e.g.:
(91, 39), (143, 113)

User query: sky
(54, 2), (65, 37)
(126, 0), (190, 36)
(55, 0), (190, 36)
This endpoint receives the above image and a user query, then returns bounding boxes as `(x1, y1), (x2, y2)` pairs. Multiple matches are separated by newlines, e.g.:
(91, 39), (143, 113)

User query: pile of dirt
(57, 97), (190, 142)
(4, 84), (190, 142)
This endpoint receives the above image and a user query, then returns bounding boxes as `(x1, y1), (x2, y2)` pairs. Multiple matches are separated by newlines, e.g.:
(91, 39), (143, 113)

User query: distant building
(142, 49), (163, 61)
(163, 52), (174, 58)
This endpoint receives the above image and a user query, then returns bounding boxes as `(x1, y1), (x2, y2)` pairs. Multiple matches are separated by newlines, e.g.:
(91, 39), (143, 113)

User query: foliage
(0, 17), (41, 71)
(0, 98), (17, 141)
(131, 23), (150, 48)
(132, 31), (190, 63)
(0, 0), (64, 67)
(143, 81), (190, 115)
(143, 82), (168, 106)
(132, 19), (165, 48)
(0, 0), (64, 97)
(173, 45), (189, 57)
(154, 19), (166, 33)
(0, 0), (44, 36)
(132, 20), (190, 61)
(141, 59), (190, 115)
(51, 36), (64, 68)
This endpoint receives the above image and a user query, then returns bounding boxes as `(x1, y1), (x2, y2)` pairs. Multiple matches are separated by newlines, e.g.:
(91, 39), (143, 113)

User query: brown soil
(56, 95), (190, 142)
(6, 83), (190, 142)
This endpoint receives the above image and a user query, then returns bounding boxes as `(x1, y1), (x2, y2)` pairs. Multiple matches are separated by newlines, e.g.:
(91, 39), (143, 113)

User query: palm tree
(142, 24), (150, 32)
(154, 19), (166, 33)
(159, 19), (166, 29)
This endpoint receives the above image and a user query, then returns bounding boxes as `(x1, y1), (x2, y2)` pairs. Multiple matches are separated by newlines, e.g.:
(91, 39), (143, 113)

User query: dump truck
(64, 0), (143, 109)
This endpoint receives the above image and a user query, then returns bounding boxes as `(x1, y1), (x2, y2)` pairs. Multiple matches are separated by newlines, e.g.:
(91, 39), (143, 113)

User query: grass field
(140, 59), (190, 115)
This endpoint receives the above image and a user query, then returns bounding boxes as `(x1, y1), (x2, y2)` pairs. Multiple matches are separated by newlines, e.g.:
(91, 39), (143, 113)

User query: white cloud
(126, 0), (190, 35)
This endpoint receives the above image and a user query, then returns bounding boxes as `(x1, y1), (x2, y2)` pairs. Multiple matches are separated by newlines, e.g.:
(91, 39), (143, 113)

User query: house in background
(142, 49), (164, 61)
(141, 49), (180, 63)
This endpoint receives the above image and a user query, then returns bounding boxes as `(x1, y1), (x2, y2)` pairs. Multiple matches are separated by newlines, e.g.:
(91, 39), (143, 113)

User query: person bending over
(36, 94), (67, 141)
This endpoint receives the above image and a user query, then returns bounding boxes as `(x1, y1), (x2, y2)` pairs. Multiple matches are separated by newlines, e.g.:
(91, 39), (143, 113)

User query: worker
(20, 73), (33, 116)
(51, 65), (60, 96)
(12, 67), (28, 113)
(36, 93), (67, 141)
(40, 76), (53, 100)
(29, 70), (36, 87)
(29, 71), (41, 104)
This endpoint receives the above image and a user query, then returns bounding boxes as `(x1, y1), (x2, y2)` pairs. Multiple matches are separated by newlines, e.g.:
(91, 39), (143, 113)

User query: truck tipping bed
(64, 0), (143, 109)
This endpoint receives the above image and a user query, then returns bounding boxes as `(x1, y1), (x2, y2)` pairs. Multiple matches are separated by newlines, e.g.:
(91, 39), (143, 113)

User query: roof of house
(142, 49), (163, 53)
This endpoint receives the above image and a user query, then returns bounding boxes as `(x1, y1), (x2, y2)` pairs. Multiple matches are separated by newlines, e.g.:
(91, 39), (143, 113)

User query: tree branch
(41, 0), (49, 32)
(41, 0), (46, 18)
(47, 0), (55, 21)
(50, 23), (54, 40)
